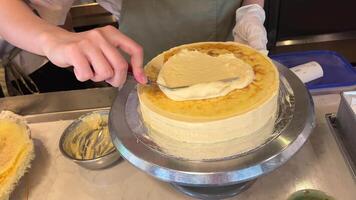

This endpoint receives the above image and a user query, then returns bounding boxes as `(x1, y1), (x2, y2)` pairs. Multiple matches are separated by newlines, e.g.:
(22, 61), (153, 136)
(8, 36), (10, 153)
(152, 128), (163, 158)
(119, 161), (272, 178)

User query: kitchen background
(3, 0), (356, 95)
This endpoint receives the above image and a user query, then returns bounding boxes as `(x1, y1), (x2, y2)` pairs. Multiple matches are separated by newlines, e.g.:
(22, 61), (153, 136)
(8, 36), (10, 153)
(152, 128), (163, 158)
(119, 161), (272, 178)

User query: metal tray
(329, 91), (356, 178)
(326, 113), (356, 179)
(337, 91), (356, 139)
(109, 62), (315, 186)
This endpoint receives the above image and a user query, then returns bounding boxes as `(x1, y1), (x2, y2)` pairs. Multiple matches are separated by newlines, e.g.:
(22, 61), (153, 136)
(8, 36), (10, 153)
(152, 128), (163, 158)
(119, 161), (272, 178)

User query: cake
(0, 111), (34, 200)
(137, 42), (279, 159)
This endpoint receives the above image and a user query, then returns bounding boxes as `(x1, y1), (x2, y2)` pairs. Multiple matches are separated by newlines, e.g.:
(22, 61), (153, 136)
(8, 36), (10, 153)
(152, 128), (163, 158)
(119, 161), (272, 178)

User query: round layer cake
(137, 42), (279, 146)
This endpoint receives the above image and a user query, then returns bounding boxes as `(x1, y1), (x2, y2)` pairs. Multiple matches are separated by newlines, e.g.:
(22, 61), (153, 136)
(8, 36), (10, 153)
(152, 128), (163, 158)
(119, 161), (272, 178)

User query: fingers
(245, 25), (267, 51)
(233, 21), (267, 51)
(52, 26), (144, 87)
(233, 33), (249, 45)
(66, 45), (94, 82)
(78, 39), (114, 82)
(98, 36), (129, 87)
(100, 26), (147, 84)
(233, 9), (268, 51)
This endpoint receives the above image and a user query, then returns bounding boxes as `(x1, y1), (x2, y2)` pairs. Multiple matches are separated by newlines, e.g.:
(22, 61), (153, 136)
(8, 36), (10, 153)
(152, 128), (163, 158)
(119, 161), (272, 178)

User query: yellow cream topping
(63, 114), (114, 160)
(157, 49), (255, 101)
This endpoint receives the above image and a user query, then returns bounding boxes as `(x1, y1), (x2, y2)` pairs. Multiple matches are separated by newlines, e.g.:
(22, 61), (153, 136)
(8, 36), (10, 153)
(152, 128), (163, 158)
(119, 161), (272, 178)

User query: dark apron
(119, 0), (242, 64)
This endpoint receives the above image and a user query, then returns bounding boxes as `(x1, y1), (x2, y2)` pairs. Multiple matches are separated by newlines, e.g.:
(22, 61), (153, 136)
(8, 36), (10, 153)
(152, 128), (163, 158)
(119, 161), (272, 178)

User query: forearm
(0, 0), (68, 56)
(242, 0), (264, 7)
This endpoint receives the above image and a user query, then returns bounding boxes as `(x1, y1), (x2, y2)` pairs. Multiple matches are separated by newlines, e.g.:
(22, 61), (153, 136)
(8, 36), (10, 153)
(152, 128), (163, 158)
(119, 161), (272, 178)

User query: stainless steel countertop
(233, 94), (356, 199)
(2, 89), (355, 200)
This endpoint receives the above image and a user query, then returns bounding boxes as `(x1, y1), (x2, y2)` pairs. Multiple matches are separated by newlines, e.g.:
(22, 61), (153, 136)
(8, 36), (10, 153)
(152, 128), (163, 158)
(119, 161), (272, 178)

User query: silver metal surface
(326, 114), (356, 179)
(70, 3), (117, 27)
(59, 110), (121, 170)
(109, 62), (315, 186)
(327, 91), (356, 180)
(171, 181), (255, 200)
(276, 31), (356, 46)
(334, 91), (356, 178)
(4, 90), (355, 199)
(0, 87), (116, 122)
(69, 148), (120, 170)
(309, 85), (356, 96)
(336, 91), (356, 139)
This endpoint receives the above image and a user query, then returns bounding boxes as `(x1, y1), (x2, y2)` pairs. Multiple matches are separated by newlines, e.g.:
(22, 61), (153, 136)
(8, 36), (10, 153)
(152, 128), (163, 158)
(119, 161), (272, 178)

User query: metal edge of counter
(0, 87), (117, 123)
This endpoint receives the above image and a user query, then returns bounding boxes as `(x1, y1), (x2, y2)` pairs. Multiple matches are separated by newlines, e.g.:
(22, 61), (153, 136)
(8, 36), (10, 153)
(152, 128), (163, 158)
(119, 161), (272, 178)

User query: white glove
(233, 4), (268, 54)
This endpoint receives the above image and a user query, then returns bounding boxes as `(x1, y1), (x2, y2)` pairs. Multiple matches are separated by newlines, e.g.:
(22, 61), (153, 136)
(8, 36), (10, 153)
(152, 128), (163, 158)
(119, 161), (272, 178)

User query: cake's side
(138, 42), (279, 122)
(137, 42), (279, 145)
(139, 91), (278, 143)
(146, 111), (277, 160)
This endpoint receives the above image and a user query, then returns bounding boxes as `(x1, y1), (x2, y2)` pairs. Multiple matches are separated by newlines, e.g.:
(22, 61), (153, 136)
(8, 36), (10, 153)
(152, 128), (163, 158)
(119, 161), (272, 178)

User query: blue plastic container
(270, 50), (356, 89)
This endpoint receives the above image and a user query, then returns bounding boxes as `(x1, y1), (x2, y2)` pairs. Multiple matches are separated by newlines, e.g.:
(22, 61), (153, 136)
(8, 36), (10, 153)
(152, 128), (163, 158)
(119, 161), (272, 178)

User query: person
(0, 0), (267, 96)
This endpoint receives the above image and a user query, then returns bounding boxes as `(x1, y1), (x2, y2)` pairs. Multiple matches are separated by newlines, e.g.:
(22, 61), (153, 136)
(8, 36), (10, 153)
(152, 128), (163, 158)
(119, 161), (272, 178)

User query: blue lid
(270, 50), (356, 89)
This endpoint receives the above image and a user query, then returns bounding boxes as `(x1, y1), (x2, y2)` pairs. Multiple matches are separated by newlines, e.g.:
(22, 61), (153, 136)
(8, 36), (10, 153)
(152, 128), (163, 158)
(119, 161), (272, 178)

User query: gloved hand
(233, 4), (268, 54)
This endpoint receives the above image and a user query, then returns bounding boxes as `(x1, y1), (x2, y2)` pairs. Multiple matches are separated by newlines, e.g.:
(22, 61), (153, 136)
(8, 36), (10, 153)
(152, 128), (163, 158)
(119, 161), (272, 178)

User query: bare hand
(41, 25), (146, 87)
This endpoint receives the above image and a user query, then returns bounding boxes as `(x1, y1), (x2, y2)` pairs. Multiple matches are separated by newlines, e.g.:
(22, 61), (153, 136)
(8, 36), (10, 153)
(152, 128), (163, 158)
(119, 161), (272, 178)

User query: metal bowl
(59, 110), (121, 170)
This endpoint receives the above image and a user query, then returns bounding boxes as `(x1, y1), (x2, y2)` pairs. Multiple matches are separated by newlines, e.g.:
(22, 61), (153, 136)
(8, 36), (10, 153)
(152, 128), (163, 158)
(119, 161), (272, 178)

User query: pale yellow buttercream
(157, 49), (255, 101)
(63, 114), (114, 160)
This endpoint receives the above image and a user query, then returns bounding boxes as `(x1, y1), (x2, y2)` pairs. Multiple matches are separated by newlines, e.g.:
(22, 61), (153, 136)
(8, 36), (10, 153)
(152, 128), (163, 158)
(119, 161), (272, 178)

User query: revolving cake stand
(109, 62), (315, 199)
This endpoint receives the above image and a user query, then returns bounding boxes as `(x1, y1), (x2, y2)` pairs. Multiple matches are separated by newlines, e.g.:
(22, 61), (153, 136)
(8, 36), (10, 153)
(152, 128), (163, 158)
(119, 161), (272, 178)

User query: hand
(232, 4), (268, 54)
(40, 25), (146, 87)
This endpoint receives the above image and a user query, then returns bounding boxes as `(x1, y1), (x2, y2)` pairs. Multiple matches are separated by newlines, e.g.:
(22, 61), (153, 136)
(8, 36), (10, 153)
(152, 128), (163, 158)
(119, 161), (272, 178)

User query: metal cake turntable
(109, 62), (315, 199)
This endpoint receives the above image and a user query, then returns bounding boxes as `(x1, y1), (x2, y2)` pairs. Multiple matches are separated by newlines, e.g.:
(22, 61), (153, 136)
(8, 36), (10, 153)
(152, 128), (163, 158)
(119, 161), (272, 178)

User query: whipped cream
(157, 50), (255, 101)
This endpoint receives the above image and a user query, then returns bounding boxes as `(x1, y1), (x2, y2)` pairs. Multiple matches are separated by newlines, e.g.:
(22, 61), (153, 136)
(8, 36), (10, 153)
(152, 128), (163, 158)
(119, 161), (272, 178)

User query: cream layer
(157, 50), (255, 101)
(139, 90), (278, 144)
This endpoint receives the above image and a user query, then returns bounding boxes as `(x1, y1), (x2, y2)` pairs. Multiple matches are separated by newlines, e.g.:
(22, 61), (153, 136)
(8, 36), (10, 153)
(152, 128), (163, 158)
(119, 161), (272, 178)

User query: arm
(242, 0), (264, 7)
(0, 0), (146, 87)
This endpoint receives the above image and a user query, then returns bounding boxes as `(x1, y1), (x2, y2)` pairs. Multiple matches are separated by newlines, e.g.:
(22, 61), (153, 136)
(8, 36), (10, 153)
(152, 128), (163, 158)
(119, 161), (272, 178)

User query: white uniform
(0, 0), (123, 75)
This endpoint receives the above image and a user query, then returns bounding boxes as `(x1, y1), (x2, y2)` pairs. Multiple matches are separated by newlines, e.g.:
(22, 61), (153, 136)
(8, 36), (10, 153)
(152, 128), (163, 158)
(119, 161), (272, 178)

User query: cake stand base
(171, 180), (256, 199)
